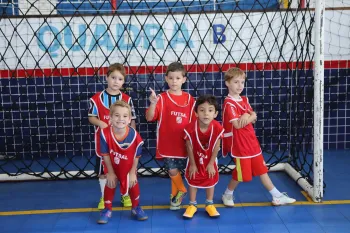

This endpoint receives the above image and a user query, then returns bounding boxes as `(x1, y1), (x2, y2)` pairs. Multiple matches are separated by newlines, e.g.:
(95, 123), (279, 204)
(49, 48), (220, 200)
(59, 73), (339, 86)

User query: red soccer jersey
(101, 126), (143, 179)
(184, 120), (224, 188)
(222, 95), (261, 158)
(147, 91), (196, 159)
(90, 91), (131, 157)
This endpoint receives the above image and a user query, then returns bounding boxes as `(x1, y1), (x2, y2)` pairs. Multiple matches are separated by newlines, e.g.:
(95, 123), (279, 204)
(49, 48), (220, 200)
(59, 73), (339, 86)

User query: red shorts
(232, 154), (268, 182)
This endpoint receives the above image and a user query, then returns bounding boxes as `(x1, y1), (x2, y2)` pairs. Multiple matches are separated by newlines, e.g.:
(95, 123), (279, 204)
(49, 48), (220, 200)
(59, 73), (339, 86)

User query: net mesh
(0, 0), (348, 187)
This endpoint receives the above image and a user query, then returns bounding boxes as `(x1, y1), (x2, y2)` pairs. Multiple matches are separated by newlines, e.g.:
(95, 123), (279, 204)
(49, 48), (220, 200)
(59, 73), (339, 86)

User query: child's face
(165, 71), (186, 93)
(110, 106), (131, 130)
(106, 70), (125, 92)
(225, 75), (245, 96)
(195, 102), (218, 126)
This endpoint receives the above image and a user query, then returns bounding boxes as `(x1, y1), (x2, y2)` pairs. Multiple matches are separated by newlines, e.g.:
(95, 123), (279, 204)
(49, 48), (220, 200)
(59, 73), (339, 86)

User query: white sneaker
(272, 193), (296, 206)
(222, 194), (235, 207)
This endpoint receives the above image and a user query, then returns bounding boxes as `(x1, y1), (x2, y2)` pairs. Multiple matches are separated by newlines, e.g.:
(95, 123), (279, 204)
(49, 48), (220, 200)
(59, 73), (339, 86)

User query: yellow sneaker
(183, 205), (197, 219)
(205, 205), (220, 217)
(121, 195), (132, 207)
(98, 197), (105, 210)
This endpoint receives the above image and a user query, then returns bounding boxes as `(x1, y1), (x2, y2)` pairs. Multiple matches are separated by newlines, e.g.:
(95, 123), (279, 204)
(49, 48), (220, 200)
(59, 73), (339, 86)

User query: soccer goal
(2, 0), (349, 202)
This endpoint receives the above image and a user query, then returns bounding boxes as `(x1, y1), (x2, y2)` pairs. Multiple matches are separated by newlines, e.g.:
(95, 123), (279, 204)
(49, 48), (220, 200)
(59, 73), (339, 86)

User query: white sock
(99, 178), (106, 198)
(269, 187), (283, 198)
(224, 188), (234, 195)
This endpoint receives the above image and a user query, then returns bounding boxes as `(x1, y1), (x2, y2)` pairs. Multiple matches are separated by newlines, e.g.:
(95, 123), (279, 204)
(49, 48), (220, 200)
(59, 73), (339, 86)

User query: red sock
(104, 185), (116, 210)
(129, 182), (140, 208)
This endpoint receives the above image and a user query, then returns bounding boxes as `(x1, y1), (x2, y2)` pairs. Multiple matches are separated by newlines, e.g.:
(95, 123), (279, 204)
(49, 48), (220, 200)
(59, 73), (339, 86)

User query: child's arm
(103, 155), (117, 188)
(206, 139), (221, 178)
(129, 156), (140, 187)
(89, 116), (108, 129)
(145, 88), (158, 121)
(248, 110), (257, 124)
(186, 140), (198, 179)
(233, 112), (257, 129)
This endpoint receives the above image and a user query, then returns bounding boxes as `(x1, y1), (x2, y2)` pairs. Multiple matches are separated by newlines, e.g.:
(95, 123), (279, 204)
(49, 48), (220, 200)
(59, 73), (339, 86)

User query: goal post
(313, 0), (325, 202)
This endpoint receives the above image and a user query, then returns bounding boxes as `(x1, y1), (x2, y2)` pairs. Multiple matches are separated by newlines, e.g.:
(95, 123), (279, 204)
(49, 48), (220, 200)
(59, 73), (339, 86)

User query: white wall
(18, 0), (57, 15)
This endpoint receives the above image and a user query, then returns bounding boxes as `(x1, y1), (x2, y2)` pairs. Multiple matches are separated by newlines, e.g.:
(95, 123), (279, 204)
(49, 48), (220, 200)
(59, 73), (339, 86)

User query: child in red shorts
(221, 68), (296, 206)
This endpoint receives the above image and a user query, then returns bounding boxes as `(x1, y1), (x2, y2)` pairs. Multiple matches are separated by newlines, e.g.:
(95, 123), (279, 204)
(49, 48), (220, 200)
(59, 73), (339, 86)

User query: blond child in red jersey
(146, 62), (196, 210)
(222, 67), (296, 206)
(97, 101), (147, 224)
(88, 63), (136, 209)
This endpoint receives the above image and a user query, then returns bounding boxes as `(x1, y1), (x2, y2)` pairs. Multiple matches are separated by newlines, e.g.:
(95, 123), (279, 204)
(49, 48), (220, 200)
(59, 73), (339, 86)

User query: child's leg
(104, 185), (117, 210)
(205, 187), (220, 217)
(259, 173), (275, 191)
(167, 158), (187, 193)
(99, 175), (107, 197)
(129, 182), (140, 208)
(128, 181), (148, 221)
(253, 155), (296, 205)
(96, 156), (106, 209)
(183, 186), (197, 218)
(188, 186), (197, 203)
(223, 157), (248, 207)
(169, 168), (187, 193)
(166, 159), (187, 209)
(205, 187), (215, 204)
(171, 180), (178, 198)
(97, 183), (116, 224)
(96, 156), (106, 197)
(226, 178), (240, 192)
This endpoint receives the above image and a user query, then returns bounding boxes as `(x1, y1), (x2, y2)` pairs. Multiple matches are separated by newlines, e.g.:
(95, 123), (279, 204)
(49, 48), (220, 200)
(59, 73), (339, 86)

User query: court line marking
(301, 191), (314, 202)
(1, 200), (350, 216)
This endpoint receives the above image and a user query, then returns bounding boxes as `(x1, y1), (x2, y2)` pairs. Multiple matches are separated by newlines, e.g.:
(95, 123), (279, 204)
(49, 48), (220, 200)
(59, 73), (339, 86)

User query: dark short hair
(195, 94), (219, 112)
(166, 62), (186, 76)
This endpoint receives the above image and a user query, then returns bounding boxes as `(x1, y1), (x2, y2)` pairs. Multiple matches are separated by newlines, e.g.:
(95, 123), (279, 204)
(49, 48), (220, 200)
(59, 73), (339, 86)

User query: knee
(168, 169), (179, 177)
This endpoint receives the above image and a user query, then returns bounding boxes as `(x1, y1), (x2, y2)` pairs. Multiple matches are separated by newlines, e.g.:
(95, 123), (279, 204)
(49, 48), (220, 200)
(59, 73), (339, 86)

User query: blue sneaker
(97, 208), (112, 224)
(131, 206), (148, 221)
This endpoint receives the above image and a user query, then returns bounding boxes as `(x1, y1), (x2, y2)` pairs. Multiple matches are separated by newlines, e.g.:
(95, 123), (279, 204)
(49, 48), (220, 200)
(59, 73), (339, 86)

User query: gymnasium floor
(0, 150), (350, 233)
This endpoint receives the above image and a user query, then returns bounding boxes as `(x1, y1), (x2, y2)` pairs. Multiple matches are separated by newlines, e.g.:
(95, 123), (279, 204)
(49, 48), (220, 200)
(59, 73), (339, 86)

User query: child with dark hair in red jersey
(183, 94), (224, 219)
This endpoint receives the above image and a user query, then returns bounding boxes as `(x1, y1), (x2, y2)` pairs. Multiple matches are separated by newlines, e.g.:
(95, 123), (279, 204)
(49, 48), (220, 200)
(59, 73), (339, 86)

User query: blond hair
(107, 63), (126, 78)
(109, 100), (131, 117)
(224, 67), (246, 82)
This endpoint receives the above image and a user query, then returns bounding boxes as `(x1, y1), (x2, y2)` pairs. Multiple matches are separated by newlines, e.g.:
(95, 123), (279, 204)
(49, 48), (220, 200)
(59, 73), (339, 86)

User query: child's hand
(206, 163), (216, 178)
(106, 172), (117, 188)
(149, 88), (157, 104)
(239, 113), (250, 128)
(189, 164), (198, 180)
(99, 121), (108, 129)
(247, 110), (257, 124)
(129, 172), (137, 188)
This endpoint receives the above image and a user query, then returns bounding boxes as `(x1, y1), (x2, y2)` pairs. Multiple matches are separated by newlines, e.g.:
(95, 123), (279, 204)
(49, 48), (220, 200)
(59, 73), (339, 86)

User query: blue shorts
(164, 158), (187, 170)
